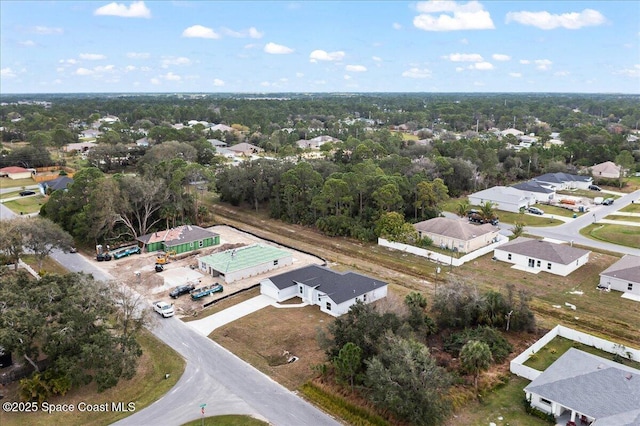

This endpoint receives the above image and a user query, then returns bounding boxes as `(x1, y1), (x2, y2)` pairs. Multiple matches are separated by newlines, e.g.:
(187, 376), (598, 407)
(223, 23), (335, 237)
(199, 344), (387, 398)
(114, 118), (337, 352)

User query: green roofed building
(197, 244), (293, 283)
(137, 225), (220, 255)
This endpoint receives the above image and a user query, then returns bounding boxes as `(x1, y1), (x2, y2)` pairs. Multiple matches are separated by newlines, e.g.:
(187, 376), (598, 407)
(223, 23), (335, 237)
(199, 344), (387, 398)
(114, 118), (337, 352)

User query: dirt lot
(94, 225), (324, 318)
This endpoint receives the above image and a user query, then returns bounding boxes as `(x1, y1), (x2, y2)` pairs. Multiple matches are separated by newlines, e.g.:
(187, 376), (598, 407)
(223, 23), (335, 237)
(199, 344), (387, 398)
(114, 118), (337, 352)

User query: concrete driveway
(187, 294), (275, 336)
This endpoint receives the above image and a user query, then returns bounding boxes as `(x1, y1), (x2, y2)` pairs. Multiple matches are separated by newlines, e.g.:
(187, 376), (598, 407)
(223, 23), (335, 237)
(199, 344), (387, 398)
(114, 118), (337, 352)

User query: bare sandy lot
(93, 225), (324, 317)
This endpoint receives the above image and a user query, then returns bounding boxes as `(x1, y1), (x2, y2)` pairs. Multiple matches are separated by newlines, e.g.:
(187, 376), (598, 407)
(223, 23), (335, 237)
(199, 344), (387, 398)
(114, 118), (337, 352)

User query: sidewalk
(187, 294), (310, 336)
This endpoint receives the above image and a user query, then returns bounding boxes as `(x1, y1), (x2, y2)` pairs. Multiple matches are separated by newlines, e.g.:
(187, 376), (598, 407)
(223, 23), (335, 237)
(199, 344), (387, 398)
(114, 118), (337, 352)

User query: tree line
(318, 281), (535, 425)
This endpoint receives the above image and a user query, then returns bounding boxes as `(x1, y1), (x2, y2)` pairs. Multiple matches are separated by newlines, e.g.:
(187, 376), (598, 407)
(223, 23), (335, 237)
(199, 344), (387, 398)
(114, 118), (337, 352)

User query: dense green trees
(0, 272), (145, 400)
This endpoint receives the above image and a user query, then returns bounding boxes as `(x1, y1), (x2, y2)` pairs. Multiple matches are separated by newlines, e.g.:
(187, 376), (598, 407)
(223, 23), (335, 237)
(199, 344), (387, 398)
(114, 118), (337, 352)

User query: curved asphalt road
(524, 189), (640, 256)
(50, 253), (341, 426)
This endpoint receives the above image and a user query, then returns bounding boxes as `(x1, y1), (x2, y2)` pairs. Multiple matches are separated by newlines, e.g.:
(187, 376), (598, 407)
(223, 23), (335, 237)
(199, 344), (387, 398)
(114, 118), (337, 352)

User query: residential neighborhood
(1, 90), (639, 426)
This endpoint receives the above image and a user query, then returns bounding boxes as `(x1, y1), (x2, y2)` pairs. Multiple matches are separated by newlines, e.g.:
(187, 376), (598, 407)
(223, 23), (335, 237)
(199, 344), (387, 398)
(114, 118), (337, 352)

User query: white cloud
(506, 8), (606, 30)
(1, 68), (17, 78)
(470, 61), (493, 70)
(402, 67), (432, 78)
(445, 53), (483, 62)
(161, 56), (192, 68)
(520, 59), (530, 64)
(164, 72), (181, 81)
(615, 64), (640, 78)
(212, 78), (225, 86)
(59, 58), (78, 65)
(80, 53), (106, 60)
(455, 67), (464, 72)
(264, 42), (294, 54)
(32, 26), (63, 35)
(94, 1), (151, 18)
(75, 68), (94, 76)
(393, 22), (402, 30)
(127, 52), (150, 59)
(346, 65), (367, 72)
(309, 50), (345, 62)
(182, 25), (220, 39)
(296, 72), (304, 78)
(460, 38), (469, 44)
(554, 70), (570, 76)
(492, 53), (511, 61)
(260, 81), (272, 87)
(413, 1), (495, 31)
(94, 65), (115, 72)
(534, 59), (552, 70)
(509, 72), (522, 78)
(372, 56), (382, 62)
(18, 40), (36, 47)
(150, 78), (161, 85)
(56, 67), (64, 72)
(248, 27), (263, 39)
(222, 27), (263, 39)
(125, 65), (137, 72)
(344, 74), (352, 80)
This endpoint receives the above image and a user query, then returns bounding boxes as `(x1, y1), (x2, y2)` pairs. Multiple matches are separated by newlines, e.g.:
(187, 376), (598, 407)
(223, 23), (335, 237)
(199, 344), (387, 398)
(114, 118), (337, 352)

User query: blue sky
(1, 1), (639, 94)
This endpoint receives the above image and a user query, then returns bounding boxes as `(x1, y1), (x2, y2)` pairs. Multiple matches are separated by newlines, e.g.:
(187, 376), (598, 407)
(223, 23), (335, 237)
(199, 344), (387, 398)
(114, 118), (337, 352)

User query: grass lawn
(523, 336), (640, 371)
(557, 189), (598, 198)
(445, 376), (546, 426)
(605, 214), (640, 223)
(182, 415), (268, 426)
(620, 203), (640, 213)
(3, 194), (46, 215)
(537, 204), (583, 218)
(21, 254), (69, 275)
(489, 210), (563, 227)
(580, 223), (640, 248)
(0, 329), (186, 426)
(0, 177), (36, 190)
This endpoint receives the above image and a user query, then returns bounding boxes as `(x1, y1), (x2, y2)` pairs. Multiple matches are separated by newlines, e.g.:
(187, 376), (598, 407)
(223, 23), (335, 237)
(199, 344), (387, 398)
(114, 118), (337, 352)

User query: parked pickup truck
(112, 245), (141, 259)
(153, 301), (175, 318)
(190, 284), (223, 300)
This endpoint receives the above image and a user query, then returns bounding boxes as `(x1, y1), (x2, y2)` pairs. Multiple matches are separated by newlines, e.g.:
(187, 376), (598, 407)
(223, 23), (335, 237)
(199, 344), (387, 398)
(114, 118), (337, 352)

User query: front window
(199, 240), (204, 248)
(326, 302), (332, 311)
(629, 283), (634, 291)
(547, 263), (552, 270)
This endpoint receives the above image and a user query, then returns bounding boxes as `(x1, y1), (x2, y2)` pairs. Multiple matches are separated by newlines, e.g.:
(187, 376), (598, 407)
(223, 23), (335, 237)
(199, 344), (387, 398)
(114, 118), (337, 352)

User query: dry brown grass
(210, 304), (332, 390)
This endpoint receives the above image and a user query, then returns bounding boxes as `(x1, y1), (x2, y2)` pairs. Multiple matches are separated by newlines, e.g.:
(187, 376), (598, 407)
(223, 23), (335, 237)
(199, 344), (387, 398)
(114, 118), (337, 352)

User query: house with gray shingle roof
(136, 225), (220, 255)
(533, 172), (592, 190)
(511, 180), (556, 203)
(494, 237), (590, 276)
(414, 217), (500, 254)
(599, 255), (640, 296)
(260, 264), (387, 317)
(525, 348), (640, 426)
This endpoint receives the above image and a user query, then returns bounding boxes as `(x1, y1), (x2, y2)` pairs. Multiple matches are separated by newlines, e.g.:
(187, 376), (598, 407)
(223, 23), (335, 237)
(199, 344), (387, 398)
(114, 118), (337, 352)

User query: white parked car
(153, 300), (175, 318)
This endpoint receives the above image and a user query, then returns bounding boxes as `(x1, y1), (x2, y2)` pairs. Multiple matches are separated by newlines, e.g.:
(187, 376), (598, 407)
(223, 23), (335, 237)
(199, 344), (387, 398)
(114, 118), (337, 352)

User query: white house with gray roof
(468, 186), (532, 213)
(414, 217), (499, 254)
(511, 180), (556, 203)
(525, 348), (640, 426)
(599, 255), (640, 296)
(260, 265), (387, 317)
(494, 237), (590, 276)
(533, 172), (592, 190)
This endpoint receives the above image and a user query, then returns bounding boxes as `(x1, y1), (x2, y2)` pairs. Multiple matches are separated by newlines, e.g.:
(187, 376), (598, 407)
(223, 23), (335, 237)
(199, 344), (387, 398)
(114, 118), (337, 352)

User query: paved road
(525, 189), (640, 256)
(114, 317), (340, 426)
(46, 251), (341, 426)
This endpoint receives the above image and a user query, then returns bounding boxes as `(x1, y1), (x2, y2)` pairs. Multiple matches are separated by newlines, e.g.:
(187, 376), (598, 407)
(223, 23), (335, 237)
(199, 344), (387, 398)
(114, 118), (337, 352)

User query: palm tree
(456, 200), (470, 217)
(511, 222), (525, 239)
(479, 201), (495, 222)
(460, 340), (493, 392)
